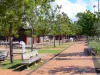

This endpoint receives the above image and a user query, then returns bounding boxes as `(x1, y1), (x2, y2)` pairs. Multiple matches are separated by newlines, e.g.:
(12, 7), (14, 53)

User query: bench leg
(26, 65), (30, 70)
(35, 62), (38, 66)
(40, 60), (43, 63)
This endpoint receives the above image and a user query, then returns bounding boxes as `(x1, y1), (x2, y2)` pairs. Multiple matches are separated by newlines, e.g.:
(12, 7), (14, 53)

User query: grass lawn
(38, 50), (62, 54)
(38, 42), (73, 54)
(89, 40), (100, 53)
(0, 60), (21, 70)
(40, 42), (73, 50)
(0, 59), (46, 71)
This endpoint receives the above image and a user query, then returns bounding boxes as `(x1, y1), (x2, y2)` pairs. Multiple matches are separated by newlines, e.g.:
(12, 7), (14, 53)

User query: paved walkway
(32, 41), (96, 75)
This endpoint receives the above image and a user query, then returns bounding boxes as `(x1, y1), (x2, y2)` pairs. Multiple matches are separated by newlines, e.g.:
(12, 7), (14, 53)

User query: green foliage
(24, 29), (31, 36)
(69, 24), (82, 35)
(34, 19), (50, 36)
(76, 10), (98, 36)
(89, 41), (100, 53)
(0, 0), (23, 36)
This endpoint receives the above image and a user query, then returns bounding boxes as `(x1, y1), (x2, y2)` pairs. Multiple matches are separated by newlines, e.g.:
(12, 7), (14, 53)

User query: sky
(52, 0), (98, 21)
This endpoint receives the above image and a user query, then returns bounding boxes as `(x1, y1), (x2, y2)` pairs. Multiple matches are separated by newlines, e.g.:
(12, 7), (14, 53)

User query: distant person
(70, 37), (73, 42)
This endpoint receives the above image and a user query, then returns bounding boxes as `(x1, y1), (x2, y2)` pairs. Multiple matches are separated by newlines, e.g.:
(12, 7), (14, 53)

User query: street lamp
(93, 5), (96, 13)
(98, 0), (99, 13)
(98, 0), (100, 18)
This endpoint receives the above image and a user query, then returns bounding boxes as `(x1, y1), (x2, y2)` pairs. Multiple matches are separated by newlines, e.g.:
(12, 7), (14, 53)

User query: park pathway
(32, 41), (96, 75)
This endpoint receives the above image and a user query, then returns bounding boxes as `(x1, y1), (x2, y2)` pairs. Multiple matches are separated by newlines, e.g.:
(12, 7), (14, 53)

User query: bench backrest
(22, 50), (39, 60)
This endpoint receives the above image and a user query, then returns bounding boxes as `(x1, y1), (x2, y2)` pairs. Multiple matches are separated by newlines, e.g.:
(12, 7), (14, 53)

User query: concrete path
(32, 41), (96, 75)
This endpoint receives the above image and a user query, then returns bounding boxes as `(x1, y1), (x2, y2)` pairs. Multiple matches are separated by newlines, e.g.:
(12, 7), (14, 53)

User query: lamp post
(93, 5), (96, 13)
(98, 0), (99, 13)
(98, 0), (100, 18)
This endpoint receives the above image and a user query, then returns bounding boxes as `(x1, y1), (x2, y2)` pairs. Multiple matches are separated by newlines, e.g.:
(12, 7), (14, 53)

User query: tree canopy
(76, 10), (98, 36)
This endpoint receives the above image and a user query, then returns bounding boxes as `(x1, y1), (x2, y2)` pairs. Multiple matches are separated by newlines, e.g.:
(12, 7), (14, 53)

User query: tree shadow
(84, 47), (96, 56)
(57, 52), (87, 57)
(55, 57), (99, 60)
(92, 56), (100, 74)
(0, 63), (26, 71)
(13, 65), (26, 71)
(7, 64), (26, 71)
(48, 66), (96, 75)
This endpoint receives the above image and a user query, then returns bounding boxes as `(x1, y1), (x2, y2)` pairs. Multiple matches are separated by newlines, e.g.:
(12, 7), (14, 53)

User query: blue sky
(69, 0), (98, 10)
(53, 0), (98, 21)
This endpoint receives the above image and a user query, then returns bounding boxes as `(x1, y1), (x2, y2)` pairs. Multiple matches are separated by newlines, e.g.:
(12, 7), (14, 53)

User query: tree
(0, 0), (55, 63)
(49, 5), (62, 47)
(25, 0), (55, 51)
(34, 18), (50, 42)
(60, 12), (71, 44)
(76, 10), (98, 36)
(0, 0), (25, 63)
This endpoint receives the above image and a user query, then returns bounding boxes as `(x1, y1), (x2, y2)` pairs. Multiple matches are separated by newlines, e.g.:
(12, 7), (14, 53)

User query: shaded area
(95, 68), (100, 74)
(55, 57), (99, 60)
(48, 66), (96, 74)
(92, 56), (100, 74)
(84, 47), (96, 56)
(57, 52), (87, 57)
(1, 62), (26, 71)
(13, 61), (41, 71)
(13, 65), (27, 71)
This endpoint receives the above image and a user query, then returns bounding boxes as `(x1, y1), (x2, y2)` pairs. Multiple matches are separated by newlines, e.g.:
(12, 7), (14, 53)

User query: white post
(20, 41), (25, 61)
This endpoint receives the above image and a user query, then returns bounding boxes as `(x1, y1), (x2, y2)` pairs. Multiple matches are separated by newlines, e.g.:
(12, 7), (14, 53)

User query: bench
(21, 50), (41, 68)
(0, 51), (9, 61)
(85, 47), (96, 56)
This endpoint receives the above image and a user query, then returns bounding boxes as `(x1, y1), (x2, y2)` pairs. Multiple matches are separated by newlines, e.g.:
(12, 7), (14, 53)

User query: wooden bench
(21, 50), (41, 68)
(0, 51), (9, 61)
(85, 47), (96, 56)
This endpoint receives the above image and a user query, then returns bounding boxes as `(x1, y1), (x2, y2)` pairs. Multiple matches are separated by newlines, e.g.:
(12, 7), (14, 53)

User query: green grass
(0, 59), (46, 70)
(38, 42), (73, 54)
(42, 42), (73, 48)
(89, 41), (100, 53)
(38, 50), (62, 54)
(0, 60), (21, 69)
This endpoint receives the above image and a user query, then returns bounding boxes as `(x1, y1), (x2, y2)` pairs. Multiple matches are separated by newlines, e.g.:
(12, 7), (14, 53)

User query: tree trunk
(31, 26), (34, 51)
(9, 24), (13, 63)
(66, 35), (67, 43)
(62, 35), (63, 45)
(98, 35), (99, 40)
(9, 36), (13, 63)
(43, 35), (45, 42)
(76, 35), (78, 41)
(59, 35), (60, 45)
(86, 35), (88, 41)
(68, 35), (70, 41)
(54, 35), (56, 47)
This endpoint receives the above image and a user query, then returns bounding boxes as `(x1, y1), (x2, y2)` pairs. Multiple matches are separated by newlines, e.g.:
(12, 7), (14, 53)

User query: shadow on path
(48, 66), (96, 75)
(55, 57), (99, 60)
(92, 56), (100, 74)
(57, 51), (87, 57)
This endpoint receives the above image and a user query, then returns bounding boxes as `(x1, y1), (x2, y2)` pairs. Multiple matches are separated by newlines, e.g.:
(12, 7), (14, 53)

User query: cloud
(51, 0), (87, 21)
